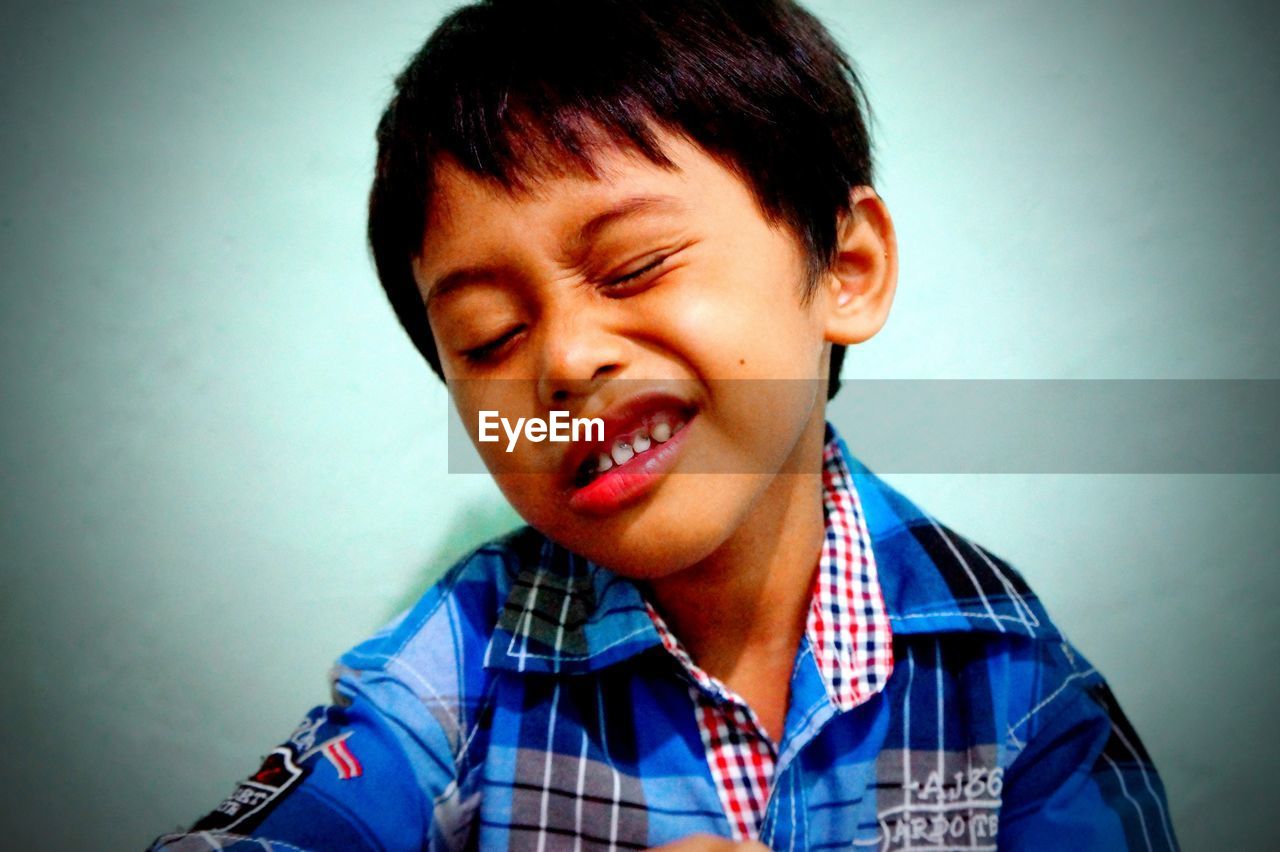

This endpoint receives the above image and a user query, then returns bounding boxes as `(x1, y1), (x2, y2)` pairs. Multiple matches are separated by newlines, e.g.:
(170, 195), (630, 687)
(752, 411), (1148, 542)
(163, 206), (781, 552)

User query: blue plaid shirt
(153, 424), (1178, 851)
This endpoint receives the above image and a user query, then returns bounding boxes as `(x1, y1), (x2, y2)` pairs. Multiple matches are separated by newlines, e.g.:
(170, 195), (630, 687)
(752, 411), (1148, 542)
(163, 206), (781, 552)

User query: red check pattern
(809, 433), (895, 712)
(644, 601), (777, 840)
(642, 431), (894, 840)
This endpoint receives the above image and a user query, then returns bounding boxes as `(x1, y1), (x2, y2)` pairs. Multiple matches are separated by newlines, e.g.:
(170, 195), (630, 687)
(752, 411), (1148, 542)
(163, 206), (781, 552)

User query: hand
(647, 835), (770, 851)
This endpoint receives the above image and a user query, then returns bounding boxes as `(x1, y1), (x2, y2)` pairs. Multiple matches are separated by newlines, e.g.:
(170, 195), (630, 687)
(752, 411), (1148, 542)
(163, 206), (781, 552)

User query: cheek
(491, 471), (559, 527)
(644, 252), (818, 377)
(637, 273), (773, 375)
(660, 293), (738, 360)
(660, 294), (821, 384)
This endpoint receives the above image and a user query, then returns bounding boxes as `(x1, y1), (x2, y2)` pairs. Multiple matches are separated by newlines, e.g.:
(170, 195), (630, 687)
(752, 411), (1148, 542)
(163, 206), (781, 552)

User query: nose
(534, 298), (625, 408)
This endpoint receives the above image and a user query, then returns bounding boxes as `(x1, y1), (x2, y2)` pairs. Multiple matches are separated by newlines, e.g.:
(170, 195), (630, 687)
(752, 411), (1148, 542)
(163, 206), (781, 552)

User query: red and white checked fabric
(808, 433), (896, 711)
(644, 601), (777, 840)
(642, 432), (894, 840)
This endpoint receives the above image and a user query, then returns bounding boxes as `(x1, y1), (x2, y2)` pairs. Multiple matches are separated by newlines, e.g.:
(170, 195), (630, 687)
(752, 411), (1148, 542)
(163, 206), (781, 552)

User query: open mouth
(571, 408), (693, 489)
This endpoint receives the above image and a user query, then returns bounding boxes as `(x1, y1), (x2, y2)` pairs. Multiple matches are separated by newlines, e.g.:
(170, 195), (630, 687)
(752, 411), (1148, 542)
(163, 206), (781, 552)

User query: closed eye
(612, 256), (666, 284)
(599, 249), (682, 295)
(460, 325), (524, 364)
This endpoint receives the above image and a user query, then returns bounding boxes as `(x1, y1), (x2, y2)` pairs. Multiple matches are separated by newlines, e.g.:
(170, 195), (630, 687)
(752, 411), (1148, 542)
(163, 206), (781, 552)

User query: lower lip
(567, 417), (694, 515)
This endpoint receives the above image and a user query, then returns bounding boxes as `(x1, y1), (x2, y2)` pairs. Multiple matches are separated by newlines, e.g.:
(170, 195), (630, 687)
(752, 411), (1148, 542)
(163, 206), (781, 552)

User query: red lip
(567, 414), (694, 515)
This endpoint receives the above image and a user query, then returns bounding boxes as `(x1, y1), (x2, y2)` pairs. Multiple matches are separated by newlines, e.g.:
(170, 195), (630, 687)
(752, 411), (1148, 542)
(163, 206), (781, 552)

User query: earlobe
(823, 187), (898, 346)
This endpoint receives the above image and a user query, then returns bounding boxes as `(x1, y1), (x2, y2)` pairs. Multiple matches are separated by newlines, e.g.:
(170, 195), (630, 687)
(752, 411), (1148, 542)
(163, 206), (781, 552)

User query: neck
(643, 418), (828, 683)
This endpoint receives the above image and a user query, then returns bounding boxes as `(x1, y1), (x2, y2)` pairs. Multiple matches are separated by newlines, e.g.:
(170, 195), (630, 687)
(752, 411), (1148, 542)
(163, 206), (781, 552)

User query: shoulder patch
(190, 746), (305, 833)
(321, 736), (363, 780)
(189, 708), (353, 834)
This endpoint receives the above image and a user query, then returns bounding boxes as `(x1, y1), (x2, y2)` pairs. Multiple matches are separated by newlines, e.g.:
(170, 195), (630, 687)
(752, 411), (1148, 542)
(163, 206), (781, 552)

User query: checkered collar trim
(806, 428), (895, 709)
(640, 425), (895, 713)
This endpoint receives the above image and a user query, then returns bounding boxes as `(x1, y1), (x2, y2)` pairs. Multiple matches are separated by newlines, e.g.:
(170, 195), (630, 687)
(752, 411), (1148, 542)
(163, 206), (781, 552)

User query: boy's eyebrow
(573, 193), (684, 247)
(425, 266), (502, 308)
(424, 194), (684, 306)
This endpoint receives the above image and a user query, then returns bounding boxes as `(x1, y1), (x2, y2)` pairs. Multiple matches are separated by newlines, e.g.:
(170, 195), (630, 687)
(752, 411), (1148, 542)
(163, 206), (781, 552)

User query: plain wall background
(2, 1), (1276, 848)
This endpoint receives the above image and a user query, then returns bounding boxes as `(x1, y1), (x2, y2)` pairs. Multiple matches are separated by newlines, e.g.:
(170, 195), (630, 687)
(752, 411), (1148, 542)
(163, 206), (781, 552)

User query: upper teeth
(583, 417), (687, 478)
(611, 442), (634, 465)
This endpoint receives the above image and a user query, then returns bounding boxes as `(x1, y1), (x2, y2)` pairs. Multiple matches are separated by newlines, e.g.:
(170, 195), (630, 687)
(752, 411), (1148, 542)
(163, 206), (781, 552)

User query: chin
(550, 500), (738, 580)
(569, 536), (712, 581)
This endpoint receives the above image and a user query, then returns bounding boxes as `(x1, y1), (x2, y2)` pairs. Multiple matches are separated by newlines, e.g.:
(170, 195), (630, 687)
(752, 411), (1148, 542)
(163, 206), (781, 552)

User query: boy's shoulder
(846, 456), (1065, 645)
(335, 523), (665, 690)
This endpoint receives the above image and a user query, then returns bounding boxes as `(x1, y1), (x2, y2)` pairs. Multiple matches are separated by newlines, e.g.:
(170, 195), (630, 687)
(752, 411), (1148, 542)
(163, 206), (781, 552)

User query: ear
(822, 187), (898, 345)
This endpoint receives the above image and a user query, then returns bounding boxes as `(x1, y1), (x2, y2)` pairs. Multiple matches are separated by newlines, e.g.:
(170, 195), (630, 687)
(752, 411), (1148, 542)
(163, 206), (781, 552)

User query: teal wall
(2, 2), (1275, 848)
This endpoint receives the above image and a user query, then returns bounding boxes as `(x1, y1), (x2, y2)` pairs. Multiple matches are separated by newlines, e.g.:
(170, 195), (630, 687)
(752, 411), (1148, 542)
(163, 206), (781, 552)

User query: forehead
(415, 131), (760, 280)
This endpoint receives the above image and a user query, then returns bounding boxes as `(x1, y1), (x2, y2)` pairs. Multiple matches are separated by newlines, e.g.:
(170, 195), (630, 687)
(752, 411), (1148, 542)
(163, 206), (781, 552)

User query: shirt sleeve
(998, 644), (1180, 851)
(147, 667), (475, 852)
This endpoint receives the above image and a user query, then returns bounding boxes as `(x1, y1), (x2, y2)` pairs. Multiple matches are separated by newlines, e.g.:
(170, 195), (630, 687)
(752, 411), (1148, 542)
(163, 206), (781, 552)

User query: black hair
(368, 0), (874, 399)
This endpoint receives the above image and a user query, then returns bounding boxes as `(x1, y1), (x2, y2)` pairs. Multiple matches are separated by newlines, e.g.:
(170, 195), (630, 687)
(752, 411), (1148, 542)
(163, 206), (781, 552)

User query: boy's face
(416, 130), (847, 579)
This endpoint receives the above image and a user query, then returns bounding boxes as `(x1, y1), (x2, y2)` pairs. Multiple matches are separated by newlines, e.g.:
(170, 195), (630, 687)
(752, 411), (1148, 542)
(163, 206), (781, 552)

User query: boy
(152, 1), (1178, 849)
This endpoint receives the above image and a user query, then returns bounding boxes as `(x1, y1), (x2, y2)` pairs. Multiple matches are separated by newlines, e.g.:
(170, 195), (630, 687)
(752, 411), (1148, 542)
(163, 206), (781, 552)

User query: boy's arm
(998, 645), (1180, 851)
(147, 669), (473, 852)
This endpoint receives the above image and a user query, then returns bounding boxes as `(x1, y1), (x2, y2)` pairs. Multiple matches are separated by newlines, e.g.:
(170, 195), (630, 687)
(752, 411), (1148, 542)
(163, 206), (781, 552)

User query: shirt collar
(484, 421), (1061, 676)
(805, 425), (896, 708)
